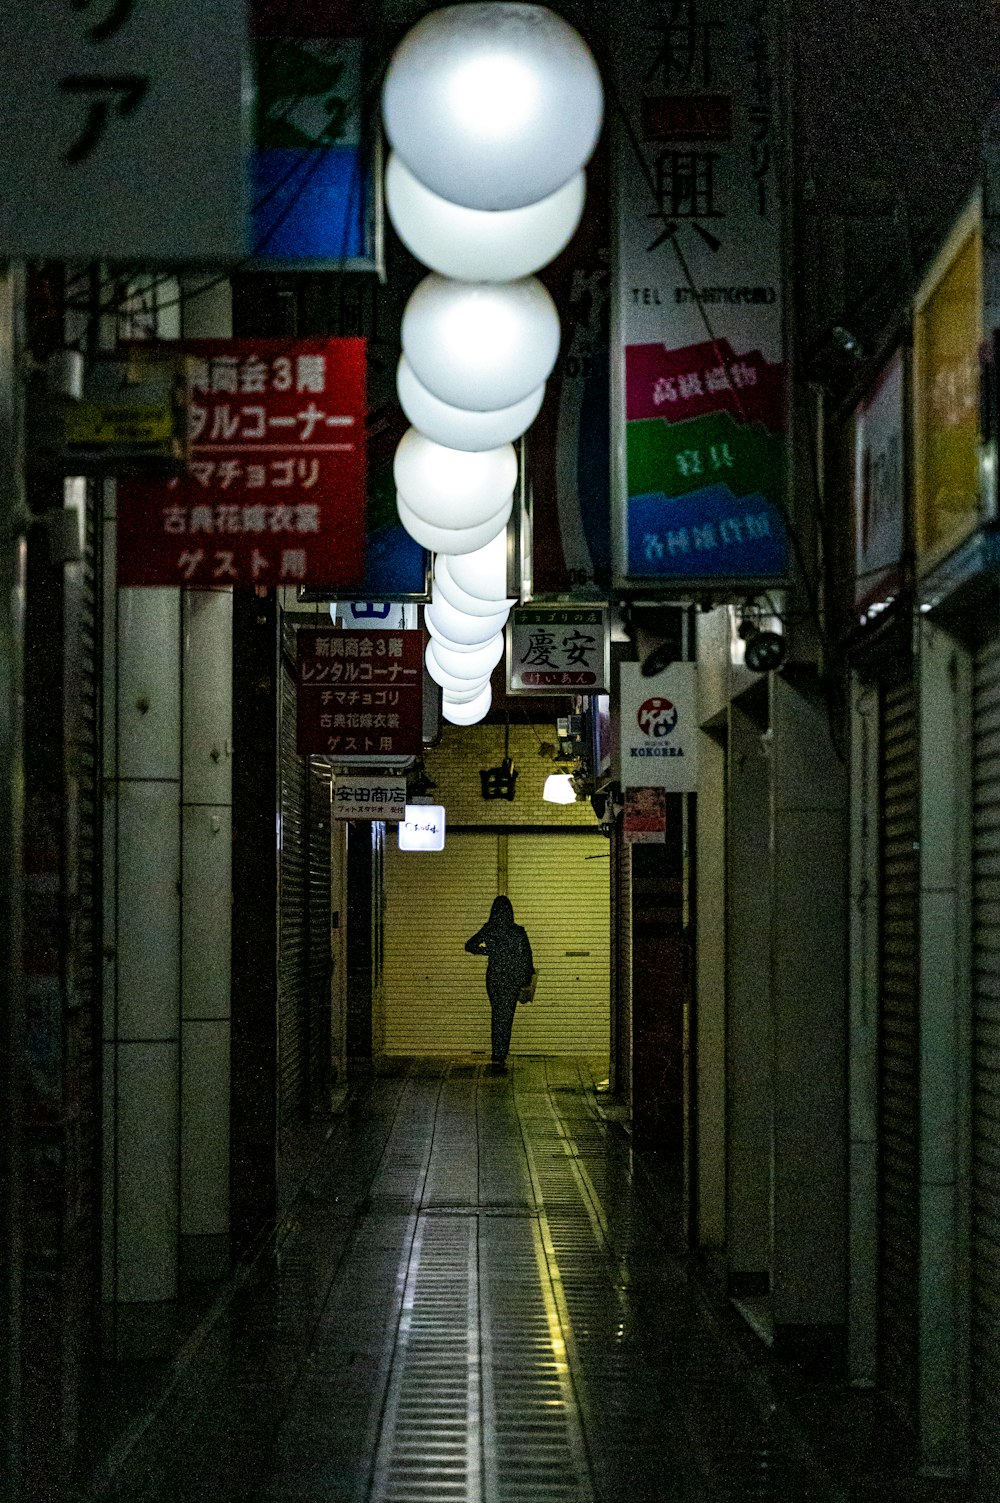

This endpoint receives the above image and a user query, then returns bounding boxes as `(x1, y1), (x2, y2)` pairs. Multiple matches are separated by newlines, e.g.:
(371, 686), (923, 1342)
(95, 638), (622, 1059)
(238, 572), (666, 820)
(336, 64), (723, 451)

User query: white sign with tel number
(0, 1), (248, 260)
(619, 662), (698, 792)
(398, 805), (446, 853)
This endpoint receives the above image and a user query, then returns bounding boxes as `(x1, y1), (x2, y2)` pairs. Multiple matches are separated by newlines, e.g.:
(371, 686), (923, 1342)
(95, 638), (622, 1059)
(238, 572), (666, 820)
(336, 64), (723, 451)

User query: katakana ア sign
(507, 607), (609, 694)
(332, 777), (407, 822)
(612, 0), (790, 589)
(117, 339), (366, 588)
(0, 1), (247, 260)
(296, 628), (423, 759)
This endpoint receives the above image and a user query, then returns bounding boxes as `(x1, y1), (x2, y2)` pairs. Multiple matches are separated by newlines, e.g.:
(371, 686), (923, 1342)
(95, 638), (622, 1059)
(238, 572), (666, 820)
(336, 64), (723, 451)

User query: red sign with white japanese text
(296, 628), (423, 760)
(117, 337), (366, 587)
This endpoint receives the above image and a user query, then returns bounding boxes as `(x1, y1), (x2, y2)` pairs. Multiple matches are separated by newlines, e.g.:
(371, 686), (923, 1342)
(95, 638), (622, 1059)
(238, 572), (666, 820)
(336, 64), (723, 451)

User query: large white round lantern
(402, 275), (560, 411)
(394, 428), (516, 528)
(445, 530), (510, 601)
(397, 357), (544, 453)
(433, 556), (513, 617)
(382, 3), (603, 211)
(386, 155), (585, 281)
(426, 595), (509, 647)
(437, 675), (492, 704)
(424, 639), (491, 696)
(428, 633), (505, 681)
(396, 493), (512, 555)
(442, 683), (493, 725)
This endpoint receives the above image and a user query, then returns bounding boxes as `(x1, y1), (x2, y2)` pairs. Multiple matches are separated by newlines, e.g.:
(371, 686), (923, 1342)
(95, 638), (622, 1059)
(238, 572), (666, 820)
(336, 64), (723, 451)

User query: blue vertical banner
(250, 2), (376, 268)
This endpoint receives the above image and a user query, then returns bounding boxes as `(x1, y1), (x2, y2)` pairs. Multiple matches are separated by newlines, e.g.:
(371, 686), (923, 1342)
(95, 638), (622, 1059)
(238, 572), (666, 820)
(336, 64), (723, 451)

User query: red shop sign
(117, 337), (366, 587)
(296, 628), (424, 759)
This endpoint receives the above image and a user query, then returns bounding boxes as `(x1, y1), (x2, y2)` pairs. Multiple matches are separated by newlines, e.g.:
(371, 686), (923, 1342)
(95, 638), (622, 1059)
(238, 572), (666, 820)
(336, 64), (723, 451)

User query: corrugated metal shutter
(383, 832), (609, 1057)
(877, 674), (920, 1422)
(972, 633), (1000, 1499)
(507, 834), (610, 1057)
(307, 763), (332, 1111)
(278, 658), (309, 1128)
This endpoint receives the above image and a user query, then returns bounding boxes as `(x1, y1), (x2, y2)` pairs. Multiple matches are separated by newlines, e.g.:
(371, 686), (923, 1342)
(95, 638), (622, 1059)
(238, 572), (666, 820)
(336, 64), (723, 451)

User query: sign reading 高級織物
(296, 627), (423, 760)
(117, 339), (367, 588)
(612, 0), (790, 590)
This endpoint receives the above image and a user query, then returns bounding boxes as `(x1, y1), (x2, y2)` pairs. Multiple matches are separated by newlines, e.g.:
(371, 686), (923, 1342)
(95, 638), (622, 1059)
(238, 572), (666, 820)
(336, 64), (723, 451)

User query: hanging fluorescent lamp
(381, 3), (603, 211)
(401, 274), (560, 411)
(397, 492), (512, 555)
(442, 682), (493, 725)
(397, 356), (544, 453)
(434, 555), (512, 617)
(542, 772), (577, 804)
(425, 595), (509, 648)
(427, 632), (505, 681)
(385, 155), (585, 281)
(394, 427), (517, 527)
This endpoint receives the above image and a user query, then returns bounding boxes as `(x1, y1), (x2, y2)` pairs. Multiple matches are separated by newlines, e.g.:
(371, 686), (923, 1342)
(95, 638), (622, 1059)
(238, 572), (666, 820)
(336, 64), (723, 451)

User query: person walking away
(465, 896), (534, 1069)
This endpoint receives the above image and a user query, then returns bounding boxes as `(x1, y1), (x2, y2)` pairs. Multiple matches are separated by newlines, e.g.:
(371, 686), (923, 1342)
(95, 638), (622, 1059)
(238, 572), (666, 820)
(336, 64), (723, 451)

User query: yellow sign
(62, 401), (176, 449)
(913, 201), (983, 571)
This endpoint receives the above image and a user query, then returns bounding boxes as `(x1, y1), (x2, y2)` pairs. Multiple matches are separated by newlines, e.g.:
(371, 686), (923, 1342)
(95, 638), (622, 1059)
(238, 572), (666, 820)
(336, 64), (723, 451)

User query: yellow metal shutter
(384, 833), (497, 1055)
(506, 834), (610, 1059)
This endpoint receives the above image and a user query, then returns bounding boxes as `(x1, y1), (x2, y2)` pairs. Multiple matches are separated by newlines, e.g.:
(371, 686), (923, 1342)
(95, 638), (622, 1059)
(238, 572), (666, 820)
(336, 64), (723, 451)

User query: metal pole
(0, 260), (27, 1503)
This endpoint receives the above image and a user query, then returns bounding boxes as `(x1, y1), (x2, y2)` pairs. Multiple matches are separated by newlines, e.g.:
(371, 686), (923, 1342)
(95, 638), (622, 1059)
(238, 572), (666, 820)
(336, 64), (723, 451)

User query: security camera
(742, 624), (787, 673)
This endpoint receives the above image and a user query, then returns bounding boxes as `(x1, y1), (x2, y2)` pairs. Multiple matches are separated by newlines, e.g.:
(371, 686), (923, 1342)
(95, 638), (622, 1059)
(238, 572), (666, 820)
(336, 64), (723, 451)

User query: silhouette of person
(465, 895), (534, 1068)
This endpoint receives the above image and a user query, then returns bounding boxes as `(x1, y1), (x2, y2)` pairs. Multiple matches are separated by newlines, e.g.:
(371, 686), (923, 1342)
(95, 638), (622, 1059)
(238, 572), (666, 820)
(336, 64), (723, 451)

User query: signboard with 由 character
(507, 607), (609, 694)
(296, 627), (423, 760)
(117, 337), (366, 588)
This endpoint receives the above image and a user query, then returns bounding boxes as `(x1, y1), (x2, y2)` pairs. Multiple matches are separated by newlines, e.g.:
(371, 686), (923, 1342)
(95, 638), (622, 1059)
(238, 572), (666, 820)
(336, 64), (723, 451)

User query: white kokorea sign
(619, 662), (698, 791)
(0, 1), (248, 260)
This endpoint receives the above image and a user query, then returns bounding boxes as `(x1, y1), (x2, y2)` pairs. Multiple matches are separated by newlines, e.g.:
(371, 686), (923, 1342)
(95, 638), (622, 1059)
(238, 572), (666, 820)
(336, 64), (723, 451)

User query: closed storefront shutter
(278, 658), (309, 1128)
(383, 832), (609, 1057)
(877, 674), (920, 1422)
(972, 633), (1000, 1498)
(307, 764), (332, 1110)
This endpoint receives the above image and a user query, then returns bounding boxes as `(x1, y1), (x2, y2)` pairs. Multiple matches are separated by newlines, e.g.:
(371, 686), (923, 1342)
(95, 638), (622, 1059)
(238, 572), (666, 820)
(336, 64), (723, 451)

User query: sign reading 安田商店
(611, 0), (790, 589)
(117, 339), (367, 589)
(618, 662), (698, 792)
(333, 777), (407, 822)
(0, 1), (247, 260)
(507, 607), (609, 694)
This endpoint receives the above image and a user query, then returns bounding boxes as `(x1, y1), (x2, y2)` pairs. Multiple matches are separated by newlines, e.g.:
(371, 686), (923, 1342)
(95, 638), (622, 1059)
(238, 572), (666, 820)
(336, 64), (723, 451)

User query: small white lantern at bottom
(399, 804), (446, 852)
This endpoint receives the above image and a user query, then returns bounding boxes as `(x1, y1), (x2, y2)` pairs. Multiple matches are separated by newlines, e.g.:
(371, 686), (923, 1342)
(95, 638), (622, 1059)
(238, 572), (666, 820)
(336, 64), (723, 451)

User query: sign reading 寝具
(0, 1), (247, 261)
(296, 627), (423, 760)
(117, 339), (367, 589)
(612, 0), (790, 589)
(333, 777), (407, 822)
(618, 662), (698, 792)
(507, 607), (609, 694)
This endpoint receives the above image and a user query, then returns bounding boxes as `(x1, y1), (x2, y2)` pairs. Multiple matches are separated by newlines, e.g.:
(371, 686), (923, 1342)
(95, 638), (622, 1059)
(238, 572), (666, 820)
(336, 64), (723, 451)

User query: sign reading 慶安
(117, 339), (367, 589)
(0, 1), (247, 260)
(507, 607), (609, 694)
(333, 777), (407, 822)
(612, 0), (790, 588)
(618, 662), (698, 792)
(296, 628), (424, 760)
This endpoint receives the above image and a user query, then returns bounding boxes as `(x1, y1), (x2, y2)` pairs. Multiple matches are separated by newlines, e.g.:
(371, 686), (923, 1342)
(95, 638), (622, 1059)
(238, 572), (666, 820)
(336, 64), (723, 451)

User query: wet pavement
(82, 1059), (964, 1503)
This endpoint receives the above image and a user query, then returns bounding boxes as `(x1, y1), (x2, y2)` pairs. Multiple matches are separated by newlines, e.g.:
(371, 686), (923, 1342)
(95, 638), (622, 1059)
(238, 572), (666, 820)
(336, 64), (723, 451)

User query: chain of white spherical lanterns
(381, 2), (604, 725)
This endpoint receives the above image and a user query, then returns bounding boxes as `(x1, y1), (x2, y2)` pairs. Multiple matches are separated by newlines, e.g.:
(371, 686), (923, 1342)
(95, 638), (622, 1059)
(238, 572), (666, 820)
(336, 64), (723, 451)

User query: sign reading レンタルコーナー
(612, 0), (790, 588)
(117, 338), (366, 588)
(296, 628), (423, 760)
(618, 662), (698, 792)
(507, 607), (609, 694)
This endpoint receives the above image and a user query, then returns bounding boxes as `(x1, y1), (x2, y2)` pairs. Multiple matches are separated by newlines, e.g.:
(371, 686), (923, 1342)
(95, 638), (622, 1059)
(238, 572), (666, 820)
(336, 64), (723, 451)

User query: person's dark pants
(490, 993), (517, 1063)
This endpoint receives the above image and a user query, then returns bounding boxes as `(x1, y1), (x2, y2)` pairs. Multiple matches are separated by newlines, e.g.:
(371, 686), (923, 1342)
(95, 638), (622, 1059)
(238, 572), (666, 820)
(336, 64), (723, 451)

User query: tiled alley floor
(83, 1060), (956, 1503)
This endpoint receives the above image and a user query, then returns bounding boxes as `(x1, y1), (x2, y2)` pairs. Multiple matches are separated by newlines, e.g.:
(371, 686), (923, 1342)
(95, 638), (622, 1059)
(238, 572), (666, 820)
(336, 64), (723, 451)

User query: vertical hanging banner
(117, 338), (367, 588)
(853, 350), (906, 620)
(618, 661), (698, 791)
(612, 0), (790, 589)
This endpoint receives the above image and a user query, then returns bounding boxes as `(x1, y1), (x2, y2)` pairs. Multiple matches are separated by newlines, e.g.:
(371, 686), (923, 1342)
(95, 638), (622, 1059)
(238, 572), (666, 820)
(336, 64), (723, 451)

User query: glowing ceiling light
(394, 427), (517, 528)
(442, 682), (493, 724)
(386, 155), (585, 282)
(396, 492), (512, 555)
(425, 595), (509, 648)
(402, 274), (560, 412)
(427, 632), (505, 681)
(542, 772), (576, 804)
(433, 555), (513, 618)
(444, 529), (510, 601)
(397, 356), (544, 453)
(424, 638), (491, 696)
(381, 3), (604, 211)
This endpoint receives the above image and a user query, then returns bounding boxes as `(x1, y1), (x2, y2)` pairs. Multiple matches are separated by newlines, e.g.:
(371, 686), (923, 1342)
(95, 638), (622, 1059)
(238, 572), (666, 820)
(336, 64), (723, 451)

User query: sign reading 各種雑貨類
(332, 777), (407, 822)
(618, 662), (698, 792)
(0, 1), (247, 260)
(612, 0), (790, 589)
(116, 339), (367, 589)
(296, 628), (424, 760)
(507, 607), (609, 694)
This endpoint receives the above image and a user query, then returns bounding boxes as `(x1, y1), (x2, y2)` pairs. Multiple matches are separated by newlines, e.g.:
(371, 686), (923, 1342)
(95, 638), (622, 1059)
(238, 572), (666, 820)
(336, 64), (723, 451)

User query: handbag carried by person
(518, 970), (538, 1006)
